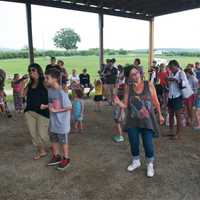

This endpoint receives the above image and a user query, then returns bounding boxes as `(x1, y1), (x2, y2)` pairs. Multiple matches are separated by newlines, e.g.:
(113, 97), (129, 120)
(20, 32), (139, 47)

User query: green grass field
(0, 53), (199, 91)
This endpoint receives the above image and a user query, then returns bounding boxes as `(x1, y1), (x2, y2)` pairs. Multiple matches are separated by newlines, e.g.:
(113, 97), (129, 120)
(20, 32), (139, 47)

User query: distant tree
(53, 28), (81, 51)
(118, 48), (128, 55)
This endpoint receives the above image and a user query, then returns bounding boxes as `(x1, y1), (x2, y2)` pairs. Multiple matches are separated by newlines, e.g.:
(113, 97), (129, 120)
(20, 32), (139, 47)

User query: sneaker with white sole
(147, 163), (155, 177)
(112, 135), (125, 143)
(47, 155), (62, 166)
(127, 159), (141, 172)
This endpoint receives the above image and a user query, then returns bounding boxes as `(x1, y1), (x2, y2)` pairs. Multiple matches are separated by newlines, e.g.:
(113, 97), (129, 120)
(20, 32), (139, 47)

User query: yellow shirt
(95, 84), (103, 96)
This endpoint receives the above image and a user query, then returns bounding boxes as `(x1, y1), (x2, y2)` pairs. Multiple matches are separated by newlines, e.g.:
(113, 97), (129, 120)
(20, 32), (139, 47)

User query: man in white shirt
(167, 60), (189, 140)
(69, 69), (80, 85)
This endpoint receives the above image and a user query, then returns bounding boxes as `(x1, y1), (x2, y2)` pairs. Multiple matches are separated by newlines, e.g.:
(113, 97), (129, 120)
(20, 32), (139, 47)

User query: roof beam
(1, 0), (151, 20)
(154, 0), (200, 16)
(2, 0), (200, 19)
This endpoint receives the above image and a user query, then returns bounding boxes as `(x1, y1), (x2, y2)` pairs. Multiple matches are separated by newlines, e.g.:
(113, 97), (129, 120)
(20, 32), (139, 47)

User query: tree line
(0, 48), (130, 60)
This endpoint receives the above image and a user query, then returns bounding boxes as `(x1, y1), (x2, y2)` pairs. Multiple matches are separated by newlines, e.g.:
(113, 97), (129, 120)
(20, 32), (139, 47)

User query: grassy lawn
(0, 53), (199, 91)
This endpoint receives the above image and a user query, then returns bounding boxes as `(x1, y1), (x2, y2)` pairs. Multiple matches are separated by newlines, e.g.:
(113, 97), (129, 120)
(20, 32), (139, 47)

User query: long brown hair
(28, 63), (44, 87)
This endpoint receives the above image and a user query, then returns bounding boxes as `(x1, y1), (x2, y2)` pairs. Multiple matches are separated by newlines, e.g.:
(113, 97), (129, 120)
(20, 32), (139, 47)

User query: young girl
(94, 79), (103, 112)
(11, 74), (23, 113)
(112, 83), (126, 143)
(194, 81), (200, 130)
(72, 89), (84, 133)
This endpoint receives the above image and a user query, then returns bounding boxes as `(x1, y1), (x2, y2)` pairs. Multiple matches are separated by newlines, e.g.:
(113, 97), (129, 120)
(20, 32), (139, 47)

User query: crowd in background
(0, 56), (200, 177)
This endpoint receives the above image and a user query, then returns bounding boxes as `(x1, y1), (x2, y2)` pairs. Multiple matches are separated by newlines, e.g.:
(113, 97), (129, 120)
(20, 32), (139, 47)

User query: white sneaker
(127, 159), (141, 172)
(147, 163), (155, 177)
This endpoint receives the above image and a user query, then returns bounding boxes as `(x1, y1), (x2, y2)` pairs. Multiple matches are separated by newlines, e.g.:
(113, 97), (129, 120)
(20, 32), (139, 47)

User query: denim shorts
(49, 132), (69, 144)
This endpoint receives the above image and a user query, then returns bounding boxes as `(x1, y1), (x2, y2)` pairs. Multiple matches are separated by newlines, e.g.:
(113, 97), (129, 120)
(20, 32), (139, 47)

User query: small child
(72, 89), (84, 133)
(194, 81), (200, 130)
(42, 69), (72, 171)
(94, 79), (103, 112)
(11, 74), (23, 113)
(112, 83), (126, 143)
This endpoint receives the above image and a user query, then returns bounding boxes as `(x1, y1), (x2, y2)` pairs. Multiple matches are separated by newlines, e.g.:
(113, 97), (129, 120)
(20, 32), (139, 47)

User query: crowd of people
(0, 56), (200, 177)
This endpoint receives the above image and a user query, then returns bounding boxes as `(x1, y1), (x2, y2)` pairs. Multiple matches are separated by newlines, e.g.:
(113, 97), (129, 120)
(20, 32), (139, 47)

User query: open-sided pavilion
(1, 0), (200, 66)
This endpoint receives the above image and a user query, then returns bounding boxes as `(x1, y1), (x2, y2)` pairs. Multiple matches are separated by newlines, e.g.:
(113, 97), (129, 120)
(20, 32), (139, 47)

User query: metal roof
(2, 0), (200, 20)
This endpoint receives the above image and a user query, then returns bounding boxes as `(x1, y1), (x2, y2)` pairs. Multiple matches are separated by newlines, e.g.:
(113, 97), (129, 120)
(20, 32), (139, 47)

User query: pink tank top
(13, 83), (21, 93)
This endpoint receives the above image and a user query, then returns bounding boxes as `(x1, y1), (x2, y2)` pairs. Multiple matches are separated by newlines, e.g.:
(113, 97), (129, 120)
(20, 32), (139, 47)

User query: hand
(113, 95), (120, 105)
(40, 104), (48, 110)
(159, 114), (165, 125)
(49, 105), (57, 113)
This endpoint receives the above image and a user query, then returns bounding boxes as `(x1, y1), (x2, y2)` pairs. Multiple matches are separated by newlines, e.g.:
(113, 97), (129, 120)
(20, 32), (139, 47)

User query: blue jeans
(127, 128), (154, 163)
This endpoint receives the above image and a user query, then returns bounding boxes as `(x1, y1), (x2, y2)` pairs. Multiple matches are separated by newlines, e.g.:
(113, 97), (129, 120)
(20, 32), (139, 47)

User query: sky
(0, 1), (200, 50)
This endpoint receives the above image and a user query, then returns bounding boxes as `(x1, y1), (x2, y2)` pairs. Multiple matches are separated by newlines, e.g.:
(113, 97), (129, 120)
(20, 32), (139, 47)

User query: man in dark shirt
(79, 69), (94, 97)
(45, 57), (59, 72)
(104, 61), (118, 105)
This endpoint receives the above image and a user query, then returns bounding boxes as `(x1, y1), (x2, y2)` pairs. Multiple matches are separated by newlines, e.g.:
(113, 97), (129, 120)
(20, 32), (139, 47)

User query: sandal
(33, 153), (47, 160)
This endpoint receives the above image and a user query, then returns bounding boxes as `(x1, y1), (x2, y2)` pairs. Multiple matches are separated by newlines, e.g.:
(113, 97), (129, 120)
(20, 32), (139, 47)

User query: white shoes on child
(127, 159), (155, 178)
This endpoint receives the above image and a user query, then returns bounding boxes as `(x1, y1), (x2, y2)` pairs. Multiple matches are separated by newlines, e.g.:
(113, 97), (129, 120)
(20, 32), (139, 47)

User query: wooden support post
(99, 13), (104, 68)
(148, 18), (154, 67)
(26, 2), (34, 64)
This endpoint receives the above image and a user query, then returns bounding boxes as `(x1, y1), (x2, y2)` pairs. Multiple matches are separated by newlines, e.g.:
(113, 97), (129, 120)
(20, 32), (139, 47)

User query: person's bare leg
(74, 121), (78, 133)
(175, 110), (182, 140)
(61, 144), (69, 159)
(87, 85), (94, 97)
(97, 101), (101, 111)
(117, 123), (123, 136)
(183, 104), (189, 126)
(51, 143), (60, 156)
(187, 104), (193, 127)
(164, 92), (168, 113)
(108, 85), (112, 105)
(0, 105), (5, 113)
(168, 108), (175, 136)
(79, 121), (83, 132)
(195, 109), (200, 128)
(33, 145), (47, 160)
(94, 102), (97, 111)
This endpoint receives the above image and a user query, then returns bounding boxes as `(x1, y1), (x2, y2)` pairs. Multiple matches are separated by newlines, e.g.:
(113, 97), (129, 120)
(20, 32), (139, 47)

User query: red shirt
(158, 71), (168, 86)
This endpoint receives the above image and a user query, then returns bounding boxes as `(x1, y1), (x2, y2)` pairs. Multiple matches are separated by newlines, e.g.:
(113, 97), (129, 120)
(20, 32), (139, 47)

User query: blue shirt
(72, 99), (84, 120)
(48, 88), (72, 134)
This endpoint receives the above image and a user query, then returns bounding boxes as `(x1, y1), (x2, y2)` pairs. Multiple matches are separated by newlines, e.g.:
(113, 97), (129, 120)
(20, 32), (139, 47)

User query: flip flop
(33, 153), (47, 160)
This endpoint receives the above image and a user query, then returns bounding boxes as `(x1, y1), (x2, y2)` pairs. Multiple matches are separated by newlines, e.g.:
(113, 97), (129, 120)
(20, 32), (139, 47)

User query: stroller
(0, 69), (12, 118)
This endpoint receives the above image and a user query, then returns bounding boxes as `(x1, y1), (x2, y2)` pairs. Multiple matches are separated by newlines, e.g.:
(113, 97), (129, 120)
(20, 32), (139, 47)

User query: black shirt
(45, 64), (60, 73)
(79, 73), (90, 86)
(104, 67), (118, 84)
(25, 81), (49, 118)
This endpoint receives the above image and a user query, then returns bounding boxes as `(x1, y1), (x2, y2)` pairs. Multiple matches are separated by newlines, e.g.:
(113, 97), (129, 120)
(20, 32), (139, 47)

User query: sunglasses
(28, 68), (37, 73)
